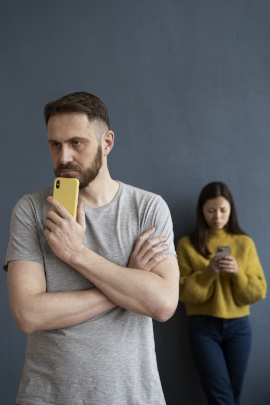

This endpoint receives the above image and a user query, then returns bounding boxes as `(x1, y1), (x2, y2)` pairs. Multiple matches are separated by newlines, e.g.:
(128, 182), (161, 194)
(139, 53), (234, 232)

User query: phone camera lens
(56, 180), (60, 189)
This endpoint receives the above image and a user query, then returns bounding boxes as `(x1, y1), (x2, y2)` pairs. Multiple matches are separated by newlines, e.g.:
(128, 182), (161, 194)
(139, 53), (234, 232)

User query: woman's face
(202, 196), (231, 231)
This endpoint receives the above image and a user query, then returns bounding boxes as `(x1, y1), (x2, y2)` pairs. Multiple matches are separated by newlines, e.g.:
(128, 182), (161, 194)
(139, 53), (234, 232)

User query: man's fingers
(47, 196), (70, 219)
(138, 235), (167, 258)
(46, 209), (63, 225)
(143, 243), (169, 262)
(147, 254), (168, 269)
(44, 217), (57, 233)
(129, 228), (169, 271)
(132, 227), (156, 254)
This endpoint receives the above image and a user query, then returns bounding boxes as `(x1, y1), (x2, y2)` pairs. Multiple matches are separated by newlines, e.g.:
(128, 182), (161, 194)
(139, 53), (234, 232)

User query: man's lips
(59, 169), (78, 173)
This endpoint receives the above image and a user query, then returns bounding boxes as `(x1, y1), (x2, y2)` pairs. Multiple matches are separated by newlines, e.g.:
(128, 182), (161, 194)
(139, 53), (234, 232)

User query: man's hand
(128, 227), (169, 272)
(44, 196), (86, 263)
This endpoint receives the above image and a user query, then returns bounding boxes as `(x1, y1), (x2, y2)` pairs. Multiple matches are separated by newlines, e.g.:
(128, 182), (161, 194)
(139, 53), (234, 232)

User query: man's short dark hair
(44, 92), (110, 128)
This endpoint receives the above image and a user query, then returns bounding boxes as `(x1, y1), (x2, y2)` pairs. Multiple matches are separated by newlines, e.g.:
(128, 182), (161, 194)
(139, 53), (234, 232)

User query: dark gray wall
(1, 1), (269, 404)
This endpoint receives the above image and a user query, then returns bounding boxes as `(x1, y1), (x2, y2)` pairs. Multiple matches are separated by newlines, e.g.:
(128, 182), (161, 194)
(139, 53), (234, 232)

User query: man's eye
(73, 140), (81, 146)
(51, 143), (60, 148)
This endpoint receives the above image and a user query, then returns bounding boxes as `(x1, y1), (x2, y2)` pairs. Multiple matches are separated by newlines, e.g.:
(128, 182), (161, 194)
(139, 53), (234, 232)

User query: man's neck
(78, 169), (119, 209)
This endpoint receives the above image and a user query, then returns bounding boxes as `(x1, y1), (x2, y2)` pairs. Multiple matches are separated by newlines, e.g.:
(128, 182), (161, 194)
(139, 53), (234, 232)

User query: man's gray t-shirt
(5, 181), (176, 405)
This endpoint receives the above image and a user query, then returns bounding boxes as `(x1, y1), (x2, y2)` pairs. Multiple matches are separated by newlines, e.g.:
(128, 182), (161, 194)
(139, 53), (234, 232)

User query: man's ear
(103, 130), (114, 156)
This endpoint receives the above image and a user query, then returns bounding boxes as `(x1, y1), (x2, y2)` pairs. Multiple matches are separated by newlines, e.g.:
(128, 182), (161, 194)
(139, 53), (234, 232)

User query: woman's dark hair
(190, 182), (247, 257)
(44, 91), (110, 128)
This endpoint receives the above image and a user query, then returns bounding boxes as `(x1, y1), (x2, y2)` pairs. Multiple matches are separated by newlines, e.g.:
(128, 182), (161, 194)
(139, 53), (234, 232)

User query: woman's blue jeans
(188, 315), (252, 405)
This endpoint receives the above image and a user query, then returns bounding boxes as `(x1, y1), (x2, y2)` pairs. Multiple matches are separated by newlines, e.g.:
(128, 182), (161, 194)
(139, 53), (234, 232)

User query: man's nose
(59, 146), (72, 164)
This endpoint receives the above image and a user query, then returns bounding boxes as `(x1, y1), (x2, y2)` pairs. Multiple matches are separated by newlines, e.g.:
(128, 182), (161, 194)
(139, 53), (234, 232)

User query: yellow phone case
(52, 177), (79, 219)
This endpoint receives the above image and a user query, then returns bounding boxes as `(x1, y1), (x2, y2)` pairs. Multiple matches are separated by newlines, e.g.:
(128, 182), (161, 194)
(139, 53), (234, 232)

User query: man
(5, 92), (179, 405)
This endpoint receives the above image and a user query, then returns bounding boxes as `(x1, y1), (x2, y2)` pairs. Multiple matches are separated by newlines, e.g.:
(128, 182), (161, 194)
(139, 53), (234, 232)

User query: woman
(177, 182), (267, 405)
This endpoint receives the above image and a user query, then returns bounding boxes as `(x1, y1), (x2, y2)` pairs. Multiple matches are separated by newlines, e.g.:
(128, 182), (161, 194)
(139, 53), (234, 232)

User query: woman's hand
(218, 256), (239, 274)
(208, 256), (222, 275)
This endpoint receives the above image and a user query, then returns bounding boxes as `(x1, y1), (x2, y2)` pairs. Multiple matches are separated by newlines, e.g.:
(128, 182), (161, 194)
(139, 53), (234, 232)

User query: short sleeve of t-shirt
(4, 195), (44, 271)
(140, 194), (176, 257)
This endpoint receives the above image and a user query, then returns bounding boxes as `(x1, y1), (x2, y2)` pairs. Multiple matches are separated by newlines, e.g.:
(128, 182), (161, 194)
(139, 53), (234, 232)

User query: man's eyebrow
(48, 137), (90, 144)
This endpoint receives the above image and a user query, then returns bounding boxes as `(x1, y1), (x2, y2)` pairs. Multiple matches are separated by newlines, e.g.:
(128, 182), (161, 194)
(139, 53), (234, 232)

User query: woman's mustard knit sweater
(177, 229), (267, 319)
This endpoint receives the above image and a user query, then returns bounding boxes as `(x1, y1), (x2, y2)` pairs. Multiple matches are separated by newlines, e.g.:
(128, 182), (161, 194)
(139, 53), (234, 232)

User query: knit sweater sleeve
(231, 237), (267, 305)
(177, 237), (216, 304)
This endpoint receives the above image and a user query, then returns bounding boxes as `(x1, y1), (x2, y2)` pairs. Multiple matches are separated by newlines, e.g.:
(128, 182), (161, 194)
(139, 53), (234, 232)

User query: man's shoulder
(119, 182), (171, 223)
(13, 186), (53, 214)
(120, 182), (163, 205)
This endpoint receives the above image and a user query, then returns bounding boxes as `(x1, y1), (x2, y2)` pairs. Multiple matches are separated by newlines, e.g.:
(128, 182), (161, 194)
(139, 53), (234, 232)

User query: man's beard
(54, 145), (103, 189)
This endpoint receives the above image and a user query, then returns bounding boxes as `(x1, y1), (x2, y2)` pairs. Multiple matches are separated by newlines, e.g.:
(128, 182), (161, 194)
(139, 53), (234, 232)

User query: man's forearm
(8, 261), (117, 334)
(69, 248), (179, 321)
(28, 289), (116, 333)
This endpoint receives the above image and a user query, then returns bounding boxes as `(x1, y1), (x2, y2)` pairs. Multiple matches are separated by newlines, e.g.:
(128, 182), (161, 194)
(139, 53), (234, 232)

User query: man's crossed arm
(7, 197), (179, 334)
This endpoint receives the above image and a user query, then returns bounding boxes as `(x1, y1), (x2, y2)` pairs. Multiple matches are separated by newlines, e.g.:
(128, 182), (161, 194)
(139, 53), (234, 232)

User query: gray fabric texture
(5, 181), (176, 405)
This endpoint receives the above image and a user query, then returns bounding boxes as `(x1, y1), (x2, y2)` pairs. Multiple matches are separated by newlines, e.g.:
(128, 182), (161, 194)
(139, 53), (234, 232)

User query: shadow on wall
(154, 304), (207, 405)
